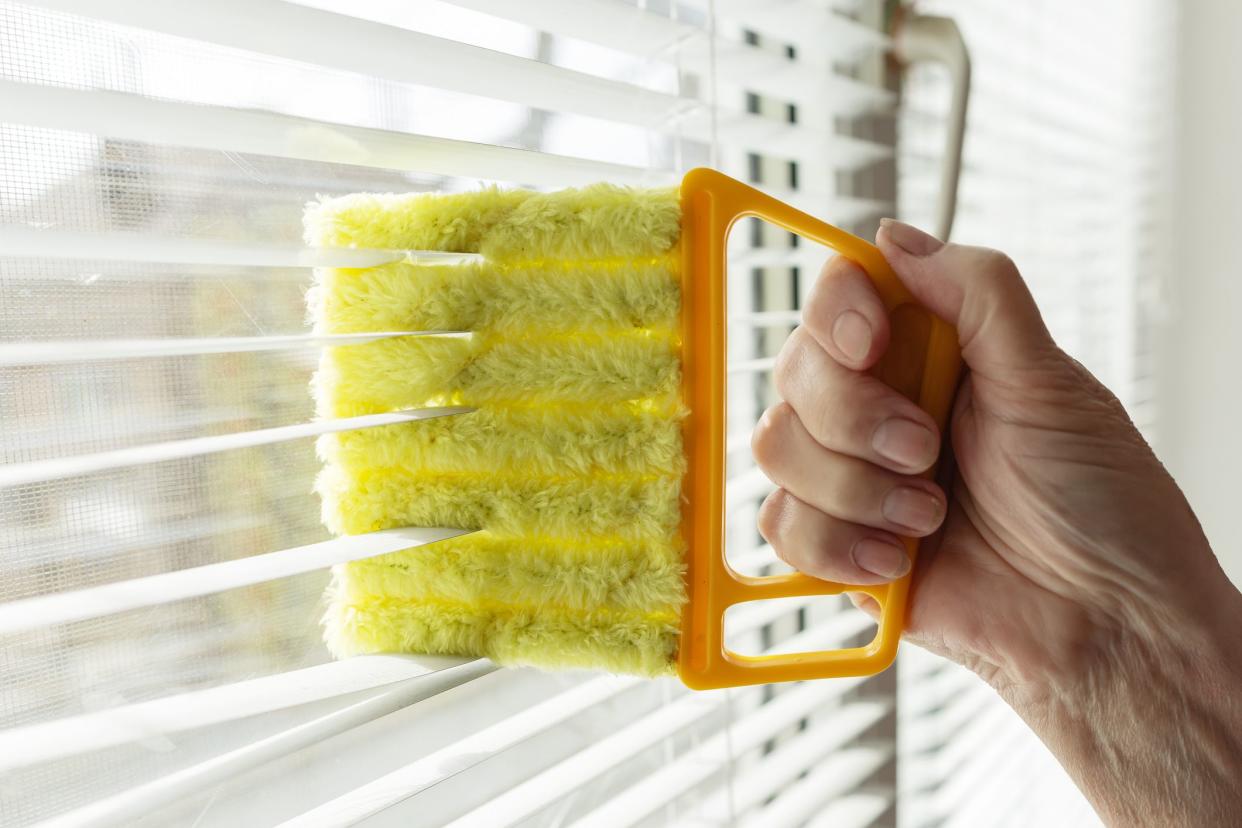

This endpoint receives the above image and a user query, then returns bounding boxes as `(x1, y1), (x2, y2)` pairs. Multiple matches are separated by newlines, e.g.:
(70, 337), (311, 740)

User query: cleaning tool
(306, 168), (961, 690)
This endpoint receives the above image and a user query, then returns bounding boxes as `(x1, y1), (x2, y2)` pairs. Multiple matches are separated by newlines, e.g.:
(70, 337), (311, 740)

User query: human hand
(751, 219), (1242, 823)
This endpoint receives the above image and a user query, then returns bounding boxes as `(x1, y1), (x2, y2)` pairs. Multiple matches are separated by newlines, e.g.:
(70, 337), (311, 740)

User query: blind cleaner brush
(306, 168), (961, 689)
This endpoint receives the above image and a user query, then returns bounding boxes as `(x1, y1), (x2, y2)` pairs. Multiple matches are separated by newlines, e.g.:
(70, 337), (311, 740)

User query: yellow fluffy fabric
(309, 257), (680, 335)
(314, 331), (681, 418)
(304, 184), (681, 260)
(318, 403), (685, 477)
(308, 182), (686, 676)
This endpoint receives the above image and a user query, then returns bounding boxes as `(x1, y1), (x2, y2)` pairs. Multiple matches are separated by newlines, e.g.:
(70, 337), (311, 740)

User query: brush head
(308, 182), (689, 676)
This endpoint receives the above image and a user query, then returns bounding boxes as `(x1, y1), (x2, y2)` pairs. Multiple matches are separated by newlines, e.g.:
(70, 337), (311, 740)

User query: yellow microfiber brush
(307, 168), (962, 689)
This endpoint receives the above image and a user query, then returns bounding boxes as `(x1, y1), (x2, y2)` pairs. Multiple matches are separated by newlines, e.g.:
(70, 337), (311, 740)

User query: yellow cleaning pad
(307, 184), (688, 676)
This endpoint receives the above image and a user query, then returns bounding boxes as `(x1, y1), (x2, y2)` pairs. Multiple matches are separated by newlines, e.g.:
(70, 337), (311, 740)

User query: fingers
(750, 247), (964, 588)
(875, 219), (1056, 371)
(847, 591), (882, 621)
(801, 255), (891, 370)
(751, 402), (946, 538)
(758, 489), (912, 584)
(774, 327), (940, 473)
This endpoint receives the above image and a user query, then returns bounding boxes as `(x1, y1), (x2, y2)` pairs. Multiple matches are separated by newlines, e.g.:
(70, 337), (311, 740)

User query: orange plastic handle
(676, 167), (963, 689)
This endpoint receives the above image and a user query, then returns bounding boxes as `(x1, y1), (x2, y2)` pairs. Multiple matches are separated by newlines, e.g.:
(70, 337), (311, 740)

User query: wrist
(1019, 571), (1242, 729)
(1008, 575), (1242, 826)
(990, 541), (1242, 713)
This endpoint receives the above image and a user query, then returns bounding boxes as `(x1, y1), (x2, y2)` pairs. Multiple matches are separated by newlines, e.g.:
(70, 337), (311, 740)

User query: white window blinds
(896, 1), (1176, 826)
(0, 1), (903, 826)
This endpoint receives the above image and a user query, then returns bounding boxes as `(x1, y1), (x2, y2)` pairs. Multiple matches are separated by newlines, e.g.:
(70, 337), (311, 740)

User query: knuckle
(818, 253), (866, 284)
(756, 489), (792, 545)
(806, 258), (865, 333)
(980, 247), (1021, 280)
(750, 401), (795, 468)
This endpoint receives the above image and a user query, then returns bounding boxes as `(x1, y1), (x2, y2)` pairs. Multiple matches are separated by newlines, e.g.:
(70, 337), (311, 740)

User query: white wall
(1159, 0), (1242, 585)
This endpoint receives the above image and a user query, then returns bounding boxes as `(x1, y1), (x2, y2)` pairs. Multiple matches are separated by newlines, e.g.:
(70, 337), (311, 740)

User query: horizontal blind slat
(0, 78), (670, 188)
(730, 311), (803, 326)
(804, 793), (893, 828)
(1, 333), (823, 368)
(751, 609), (876, 656)
(729, 543), (782, 575)
(728, 247), (820, 270)
(21, 0), (701, 134)
(35, 659), (499, 828)
(0, 227), (478, 268)
(709, 0), (890, 55)
(725, 467), (775, 511)
(580, 693), (885, 828)
(0, 332), (460, 365)
(282, 674), (642, 828)
(437, 0), (895, 112)
(287, 615), (874, 826)
(20, 0), (883, 163)
(696, 707), (891, 822)
(441, 693), (732, 828)
(0, 654), (485, 772)
(740, 745), (893, 828)
(742, 191), (891, 223)
(0, 527), (472, 635)
(728, 356), (778, 374)
(3, 571), (842, 770)
(0, 408), (472, 488)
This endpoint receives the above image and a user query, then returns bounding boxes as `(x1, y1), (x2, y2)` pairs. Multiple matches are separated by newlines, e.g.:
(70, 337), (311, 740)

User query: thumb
(875, 219), (1055, 371)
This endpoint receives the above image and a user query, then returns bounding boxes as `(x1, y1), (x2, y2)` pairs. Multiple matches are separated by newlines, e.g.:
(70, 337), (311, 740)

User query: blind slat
(281, 613), (875, 826)
(731, 311), (803, 326)
(290, 674), (647, 828)
(0, 654), (483, 772)
(580, 691), (884, 828)
(752, 609), (876, 656)
(0, 408), (472, 488)
(729, 543), (782, 575)
(805, 793), (893, 828)
(749, 190), (892, 222)
(6, 579), (826, 773)
(21, 0), (881, 163)
(441, 692), (745, 828)
(727, 356), (779, 375)
(281, 675), (653, 828)
(0, 332), (457, 365)
(440, 0), (895, 113)
(0, 527), (472, 635)
(0, 227), (478, 268)
(711, 0), (890, 55)
(0, 78), (668, 189)
(695, 705), (891, 823)
(724, 467), (775, 511)
(21, 0), (701, 134)
(38, 659), (499, 828)
(740, 746), (893, 828)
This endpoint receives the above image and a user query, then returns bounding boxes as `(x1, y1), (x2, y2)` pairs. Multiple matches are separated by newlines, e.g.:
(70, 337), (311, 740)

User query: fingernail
(882, 486), (944, 533)
(832, 310), (872, 363)
(872, 418), (938, 470)
(852, 537), (911, 579)
(879, 218), (945, 257)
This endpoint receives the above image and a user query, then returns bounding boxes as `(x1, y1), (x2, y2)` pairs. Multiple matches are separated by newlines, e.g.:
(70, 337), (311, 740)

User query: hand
(751, 219), (1242, 825)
